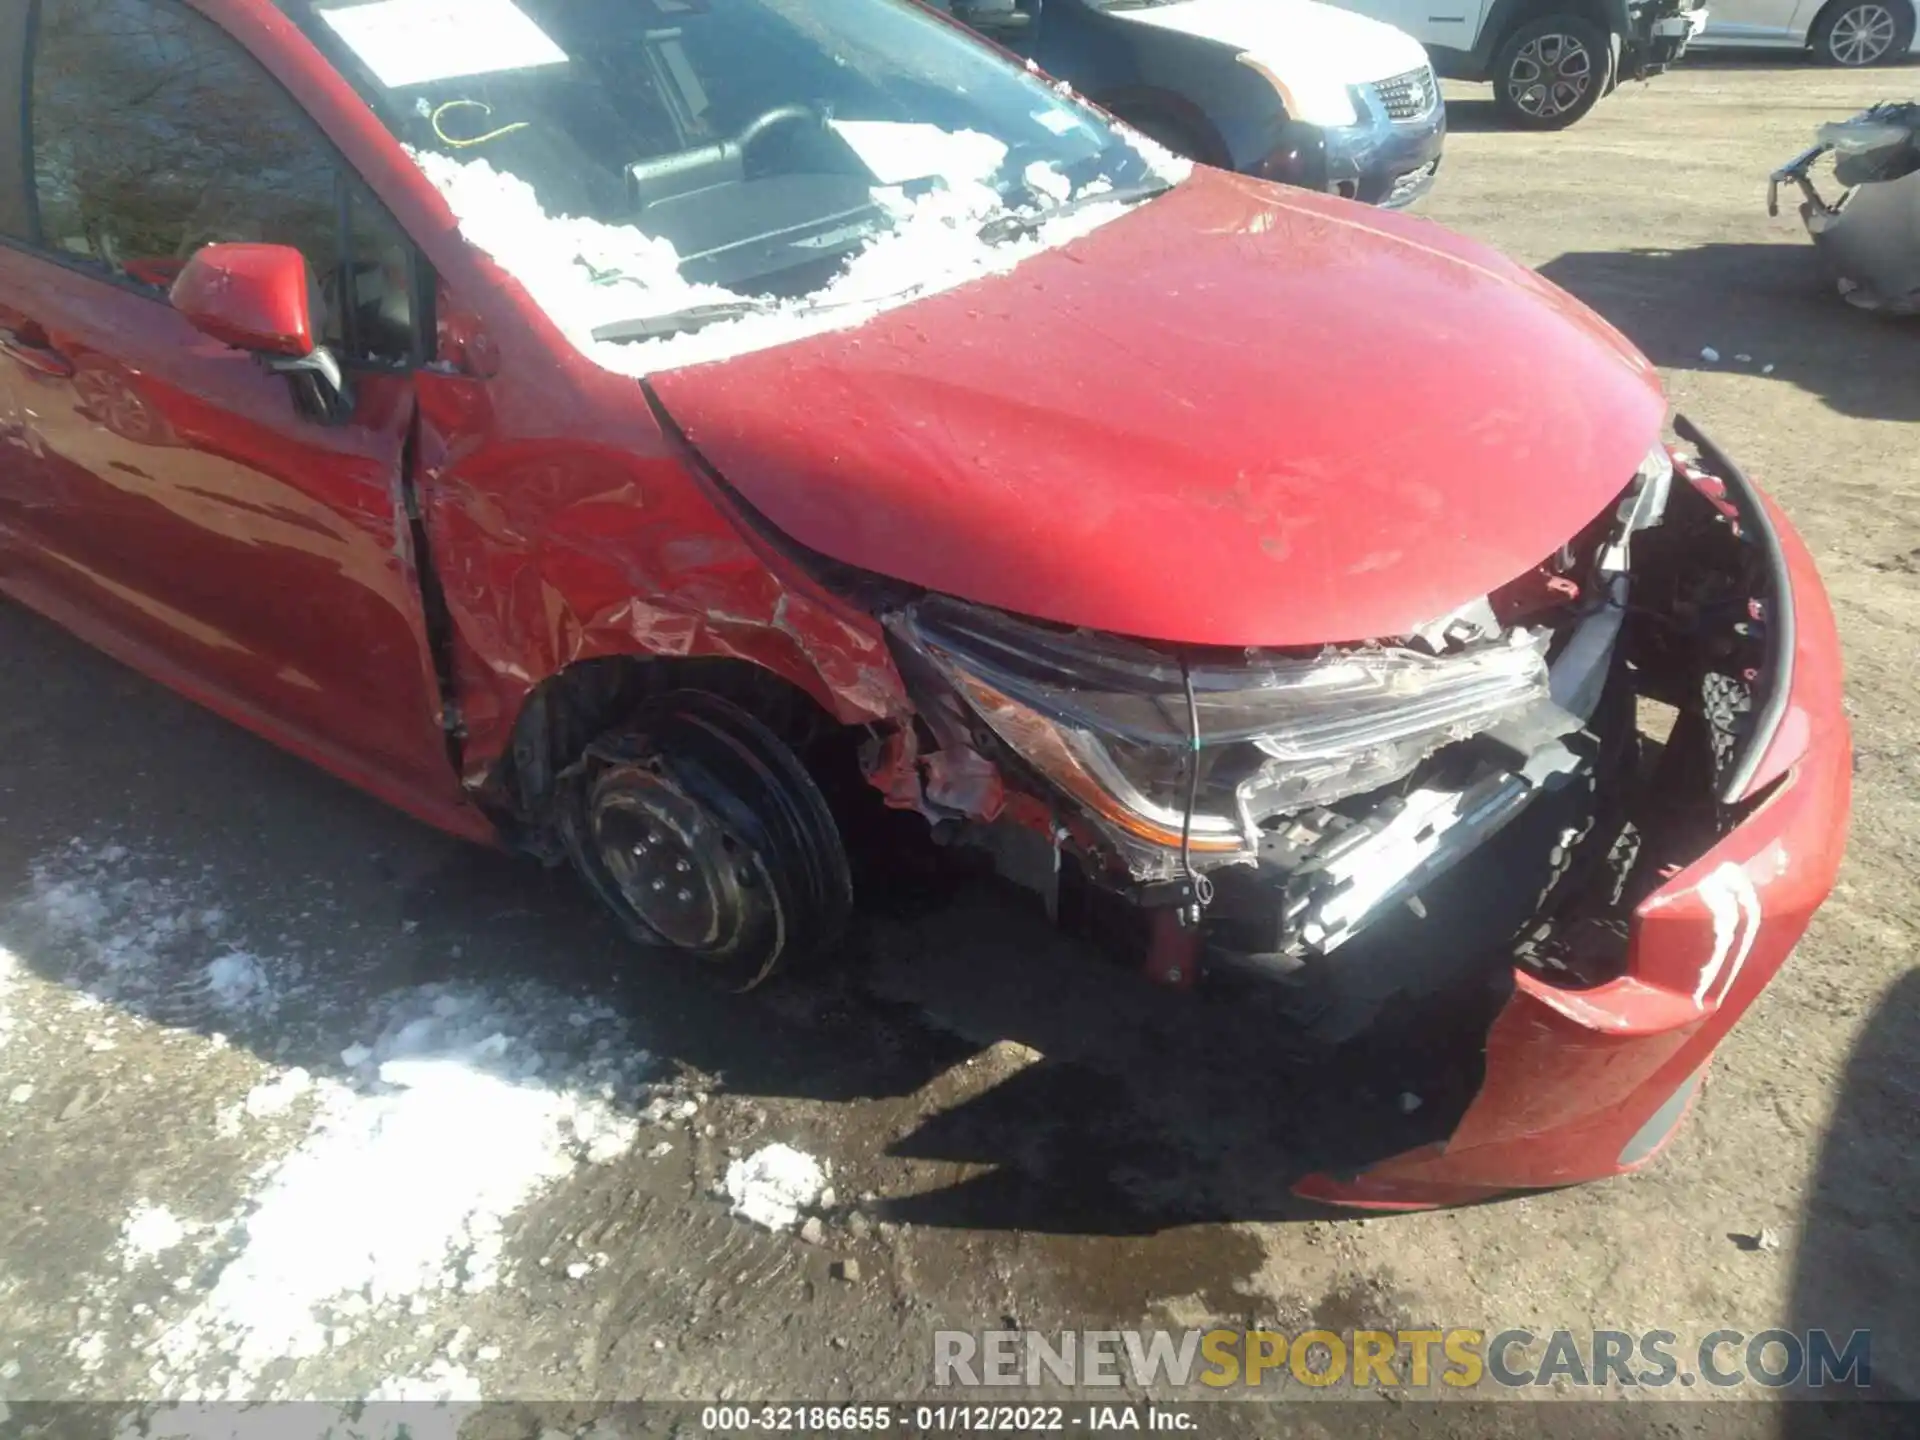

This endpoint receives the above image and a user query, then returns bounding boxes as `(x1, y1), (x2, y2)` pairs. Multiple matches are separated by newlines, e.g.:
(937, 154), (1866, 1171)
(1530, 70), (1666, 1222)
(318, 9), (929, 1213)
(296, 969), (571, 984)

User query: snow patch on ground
(240, 1067), (313, 1119)
(12, 837), (660, 1403)
(204, 953), (270, 1015)
(150, 981), (652, 1398)
(725, 1143), (825, 1232)
(122, 1204), (193, 1268)
(13, 841), (280, 1024)
(414, 118), (1177, 375)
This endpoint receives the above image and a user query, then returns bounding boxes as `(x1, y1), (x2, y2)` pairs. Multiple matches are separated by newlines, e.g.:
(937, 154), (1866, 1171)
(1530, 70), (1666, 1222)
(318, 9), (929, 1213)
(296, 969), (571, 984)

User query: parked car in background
(939, 0), (1445, 206)
(1694, 0), (1912, 65)
(1318, 0), (1709, 127)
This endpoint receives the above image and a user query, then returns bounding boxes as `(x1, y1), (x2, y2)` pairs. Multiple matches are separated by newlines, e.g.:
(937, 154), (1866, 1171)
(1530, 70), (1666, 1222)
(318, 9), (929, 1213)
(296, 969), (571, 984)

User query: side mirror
(170, 242), (353, 424)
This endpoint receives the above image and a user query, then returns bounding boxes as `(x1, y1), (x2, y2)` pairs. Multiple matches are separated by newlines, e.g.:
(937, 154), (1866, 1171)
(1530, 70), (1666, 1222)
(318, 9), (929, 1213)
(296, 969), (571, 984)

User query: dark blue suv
(937, 0), (1445, 207)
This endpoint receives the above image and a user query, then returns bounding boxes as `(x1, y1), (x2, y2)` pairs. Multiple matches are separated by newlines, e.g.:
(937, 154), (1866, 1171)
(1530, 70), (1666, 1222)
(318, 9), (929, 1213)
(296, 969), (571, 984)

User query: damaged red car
(0, 0), (1849, 1208)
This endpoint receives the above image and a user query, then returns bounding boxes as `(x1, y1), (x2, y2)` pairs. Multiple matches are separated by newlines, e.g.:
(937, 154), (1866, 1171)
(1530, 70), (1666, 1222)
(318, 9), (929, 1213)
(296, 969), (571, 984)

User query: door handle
(0, 329), (75, 378)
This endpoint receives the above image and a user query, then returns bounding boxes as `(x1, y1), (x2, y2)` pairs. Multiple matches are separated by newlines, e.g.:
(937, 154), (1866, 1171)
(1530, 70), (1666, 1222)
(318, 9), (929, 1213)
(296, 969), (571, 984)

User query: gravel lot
(0, 56), (1914, 1439)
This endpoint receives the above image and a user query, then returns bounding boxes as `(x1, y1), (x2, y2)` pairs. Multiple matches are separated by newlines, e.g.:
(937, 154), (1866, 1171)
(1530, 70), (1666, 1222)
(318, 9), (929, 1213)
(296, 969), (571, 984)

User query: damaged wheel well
(484, 655), (854, 860)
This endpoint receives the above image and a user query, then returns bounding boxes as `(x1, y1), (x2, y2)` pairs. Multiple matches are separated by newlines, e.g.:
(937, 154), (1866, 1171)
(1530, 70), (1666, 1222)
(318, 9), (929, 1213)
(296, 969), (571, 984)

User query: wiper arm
(976, 177), (1174, 244)
(590, 301), (772, 343)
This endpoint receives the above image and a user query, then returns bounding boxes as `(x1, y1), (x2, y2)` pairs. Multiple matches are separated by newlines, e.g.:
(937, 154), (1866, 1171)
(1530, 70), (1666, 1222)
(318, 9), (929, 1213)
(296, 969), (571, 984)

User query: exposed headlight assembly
(890, 599), (1549, 872)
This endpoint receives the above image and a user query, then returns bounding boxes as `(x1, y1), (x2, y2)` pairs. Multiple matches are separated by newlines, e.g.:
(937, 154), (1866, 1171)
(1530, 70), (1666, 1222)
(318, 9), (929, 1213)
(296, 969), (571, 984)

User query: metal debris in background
(1770, 102), (1920, 313)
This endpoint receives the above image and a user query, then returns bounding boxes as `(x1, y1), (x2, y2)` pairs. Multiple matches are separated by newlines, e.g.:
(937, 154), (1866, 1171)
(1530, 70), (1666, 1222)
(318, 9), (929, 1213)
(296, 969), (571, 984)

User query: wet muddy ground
(0, 57), (1915, 1440)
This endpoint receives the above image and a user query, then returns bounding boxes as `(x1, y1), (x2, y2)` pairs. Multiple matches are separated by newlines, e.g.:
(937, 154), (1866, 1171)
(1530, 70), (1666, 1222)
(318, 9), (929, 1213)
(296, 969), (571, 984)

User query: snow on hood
(1108, 0), (1430, 97)
(414, 117), (1189, 376)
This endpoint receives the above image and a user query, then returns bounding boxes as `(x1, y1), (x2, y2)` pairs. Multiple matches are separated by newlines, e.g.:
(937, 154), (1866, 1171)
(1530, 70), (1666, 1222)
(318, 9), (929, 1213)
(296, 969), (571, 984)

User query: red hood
(648, 170), (1665, 647)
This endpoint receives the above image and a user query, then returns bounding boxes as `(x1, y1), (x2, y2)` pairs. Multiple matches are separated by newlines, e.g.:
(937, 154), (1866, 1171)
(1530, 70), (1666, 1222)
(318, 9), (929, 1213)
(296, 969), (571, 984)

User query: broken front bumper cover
(1770, 104), (1920, 312)
(1627, 0), (1708, 75)
(1294, 422), (1850, 1208)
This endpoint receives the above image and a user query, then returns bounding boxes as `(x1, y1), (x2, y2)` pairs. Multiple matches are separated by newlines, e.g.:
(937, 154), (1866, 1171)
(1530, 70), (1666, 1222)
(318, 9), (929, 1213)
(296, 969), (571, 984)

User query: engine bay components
(884, 445), (1679, 972)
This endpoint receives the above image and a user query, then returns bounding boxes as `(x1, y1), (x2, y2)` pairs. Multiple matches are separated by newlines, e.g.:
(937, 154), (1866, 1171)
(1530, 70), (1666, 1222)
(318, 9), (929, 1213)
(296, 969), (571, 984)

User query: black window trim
(1, 0), (434, 373)
(0, 0), (32, 242)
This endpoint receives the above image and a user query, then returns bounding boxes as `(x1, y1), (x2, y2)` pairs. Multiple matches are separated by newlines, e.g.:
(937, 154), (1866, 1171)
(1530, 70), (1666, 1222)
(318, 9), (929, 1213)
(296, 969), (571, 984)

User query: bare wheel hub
(590, 778), (749, 952)
(560, 690), (852, 991)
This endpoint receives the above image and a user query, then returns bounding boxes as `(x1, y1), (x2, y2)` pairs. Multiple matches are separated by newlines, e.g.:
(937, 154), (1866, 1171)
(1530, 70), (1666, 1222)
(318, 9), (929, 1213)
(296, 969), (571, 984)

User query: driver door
(0, 0), (459, 808)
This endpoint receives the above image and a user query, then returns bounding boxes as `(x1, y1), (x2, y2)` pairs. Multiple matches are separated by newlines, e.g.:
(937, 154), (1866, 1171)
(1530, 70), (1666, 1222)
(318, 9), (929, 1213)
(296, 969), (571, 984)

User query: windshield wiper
(975, 177), (1174, 245)
(590, 301), (775, 343)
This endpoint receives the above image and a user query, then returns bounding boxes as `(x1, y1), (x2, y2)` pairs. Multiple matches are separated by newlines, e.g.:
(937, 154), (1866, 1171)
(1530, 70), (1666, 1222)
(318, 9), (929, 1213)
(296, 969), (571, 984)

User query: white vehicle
(1320, 0), (1710, 128)
(1692, 0), (1913, 65)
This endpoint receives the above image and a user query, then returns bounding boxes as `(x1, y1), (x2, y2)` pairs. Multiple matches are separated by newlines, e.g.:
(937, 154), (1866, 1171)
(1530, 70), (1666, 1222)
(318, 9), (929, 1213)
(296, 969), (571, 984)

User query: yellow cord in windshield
(431, 99), (529, 148)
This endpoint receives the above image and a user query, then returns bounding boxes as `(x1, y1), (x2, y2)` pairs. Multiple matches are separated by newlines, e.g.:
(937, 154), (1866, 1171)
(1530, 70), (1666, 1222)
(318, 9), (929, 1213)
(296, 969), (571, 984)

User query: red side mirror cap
(169, 243), (317, 358)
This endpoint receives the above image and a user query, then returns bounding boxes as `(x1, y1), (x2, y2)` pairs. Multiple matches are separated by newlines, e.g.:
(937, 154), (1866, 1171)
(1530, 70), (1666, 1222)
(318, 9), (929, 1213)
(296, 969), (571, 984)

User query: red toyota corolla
(0, 0), (1848, 1207)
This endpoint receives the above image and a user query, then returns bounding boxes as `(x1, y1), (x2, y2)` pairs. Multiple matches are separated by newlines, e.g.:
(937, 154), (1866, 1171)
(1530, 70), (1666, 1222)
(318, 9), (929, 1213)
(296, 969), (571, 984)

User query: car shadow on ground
(1780, 967), (1920, 1424)
(1440, 96), (1504, 134)
(0, 600), (1487, 1241)
(1537, 241), (1920, 423)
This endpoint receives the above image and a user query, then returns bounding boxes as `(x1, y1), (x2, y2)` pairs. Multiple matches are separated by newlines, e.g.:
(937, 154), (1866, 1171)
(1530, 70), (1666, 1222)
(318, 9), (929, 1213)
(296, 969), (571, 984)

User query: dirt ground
(0, 55), (1916, 1440)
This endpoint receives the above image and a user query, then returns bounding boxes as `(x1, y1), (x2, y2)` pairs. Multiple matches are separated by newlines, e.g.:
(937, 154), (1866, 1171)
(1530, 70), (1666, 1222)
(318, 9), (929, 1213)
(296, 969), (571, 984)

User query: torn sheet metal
(866, 625), (1010, 824)
(411, 363), (912, 794)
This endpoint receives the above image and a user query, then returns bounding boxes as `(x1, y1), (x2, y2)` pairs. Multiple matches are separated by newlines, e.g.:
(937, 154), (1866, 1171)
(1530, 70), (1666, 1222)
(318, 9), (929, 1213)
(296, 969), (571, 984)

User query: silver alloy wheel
(1507, 31), (1595, 119)
(1828, 3), (1899, 63)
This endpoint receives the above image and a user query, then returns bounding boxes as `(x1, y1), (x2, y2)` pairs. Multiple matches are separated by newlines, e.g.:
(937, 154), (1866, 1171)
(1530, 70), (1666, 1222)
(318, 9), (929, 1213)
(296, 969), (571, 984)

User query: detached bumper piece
(1296, 422), (1850, 1208)
(1770, 102), (1920, 313)
(1629, 0), (1709, 77)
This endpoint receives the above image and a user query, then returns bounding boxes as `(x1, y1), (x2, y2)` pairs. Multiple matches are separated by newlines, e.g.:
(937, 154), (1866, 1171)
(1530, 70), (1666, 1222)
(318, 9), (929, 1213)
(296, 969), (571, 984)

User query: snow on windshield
(412, 121), (1189, 375)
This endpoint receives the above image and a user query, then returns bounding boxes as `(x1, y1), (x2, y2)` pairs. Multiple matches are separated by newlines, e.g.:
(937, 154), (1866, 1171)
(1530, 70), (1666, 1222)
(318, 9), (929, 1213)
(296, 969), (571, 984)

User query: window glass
(30, 0), (416, 362)
(281, 0), (1154, 298)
